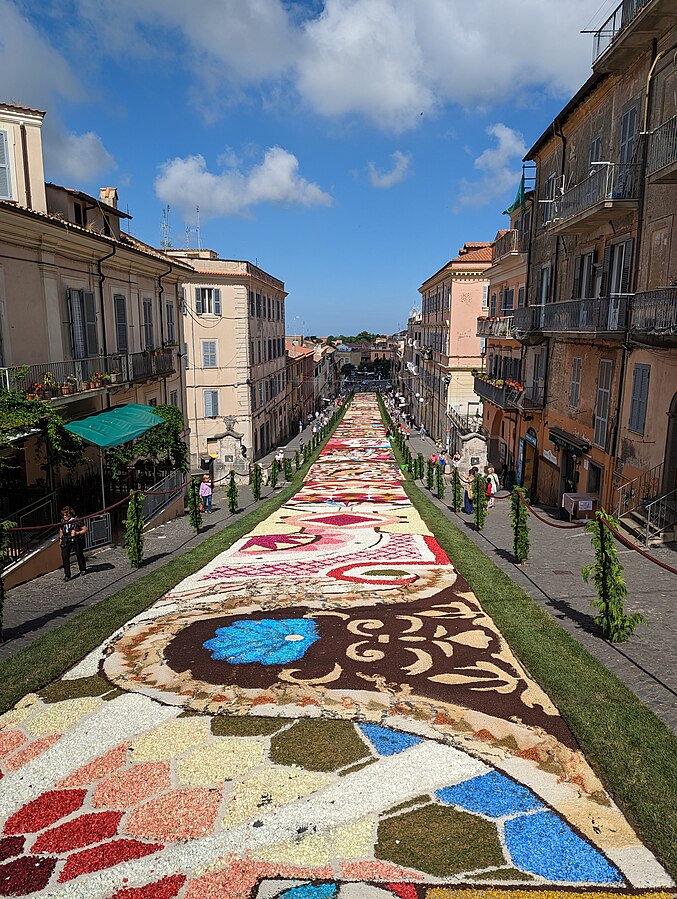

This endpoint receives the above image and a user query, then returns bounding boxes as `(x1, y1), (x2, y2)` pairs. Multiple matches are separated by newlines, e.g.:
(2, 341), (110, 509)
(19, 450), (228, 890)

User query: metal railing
(648, 115), (677, 175)
(492, 230), (520, 261)
(550, 164), (639, 225)
(0, 348), (175, 399)
(592, 0), (652, 63)
(629, 288), (677, 338)
(446, 405), (485, 437)
(645, 487), (677, 545)
(84, 513), (112, 550)
(476, 316), (515, 338)
(513, 384), (545, 410)
(513, 296), (630, 334)
(3, 490), (60, 562)
(614, 462), (663, 519)
(142, 470), (186, 522)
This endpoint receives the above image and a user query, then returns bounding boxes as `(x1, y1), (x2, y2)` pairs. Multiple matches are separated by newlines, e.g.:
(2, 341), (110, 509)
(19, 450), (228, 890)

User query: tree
(510, 487), (530, 564)
(473, 474), (488, 531)
(188, 476), (202, 534)
(303, 443), (310, 465)
(426, 459), (434, 491)
(270, 459), (279, 488)
(582, 511), (646, 642)
(451, 467), (462, 512)
(295, 450), (300, 471)
(108, 404), (188, 478)
(436, 464), (445, 500)
(0, 520), (15, 638)
(227, 471), (239, 514)
(124, 491), (145, 568)
(284, 457), (293, 481)
(252, 464), (263, 501)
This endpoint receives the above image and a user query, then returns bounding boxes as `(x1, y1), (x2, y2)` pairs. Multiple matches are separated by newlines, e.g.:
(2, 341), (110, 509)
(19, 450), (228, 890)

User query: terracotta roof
(451, 244), (493, 263)
(0, 101), (45, 116)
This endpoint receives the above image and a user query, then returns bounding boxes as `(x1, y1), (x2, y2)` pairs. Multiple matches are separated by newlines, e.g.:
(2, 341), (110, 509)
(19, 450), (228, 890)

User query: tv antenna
(160, 205), (171, 250)
(184, 206), (202, 250)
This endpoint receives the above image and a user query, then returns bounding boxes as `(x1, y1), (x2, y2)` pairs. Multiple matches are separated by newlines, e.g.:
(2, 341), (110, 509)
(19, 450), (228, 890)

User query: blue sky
(2, 0), (615, 335)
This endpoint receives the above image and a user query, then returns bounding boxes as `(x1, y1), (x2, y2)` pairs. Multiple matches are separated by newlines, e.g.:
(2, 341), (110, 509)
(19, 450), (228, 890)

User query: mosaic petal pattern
(0, 397), (672, 897)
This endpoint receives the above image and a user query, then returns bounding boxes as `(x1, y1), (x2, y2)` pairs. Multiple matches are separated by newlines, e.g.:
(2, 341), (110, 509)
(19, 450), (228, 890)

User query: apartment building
(168, 250), (289, 464)
(286, 338), (315, 428)
(474, 199), (539, 485)
(0, 102), (190, 525)
(513, 0), (676, 526)
(413, 243), (492, 443)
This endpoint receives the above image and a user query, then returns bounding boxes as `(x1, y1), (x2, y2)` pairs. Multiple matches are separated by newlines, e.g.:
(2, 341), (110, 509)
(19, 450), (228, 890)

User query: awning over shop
(548, 426), (591, 457)
(64, 404), (164, 449)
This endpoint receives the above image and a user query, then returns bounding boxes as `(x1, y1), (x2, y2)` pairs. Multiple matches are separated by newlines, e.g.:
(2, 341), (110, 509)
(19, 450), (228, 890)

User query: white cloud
(42, 128), (116, 182)
(456, 123), (527, 208)
(155, 147), (332, 219)
(368, 150), (412, 188)
(67, 0), (594, 132)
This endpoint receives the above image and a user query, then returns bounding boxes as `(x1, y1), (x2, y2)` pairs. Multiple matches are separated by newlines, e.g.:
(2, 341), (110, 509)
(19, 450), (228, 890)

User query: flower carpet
(0, 396), (674, 898)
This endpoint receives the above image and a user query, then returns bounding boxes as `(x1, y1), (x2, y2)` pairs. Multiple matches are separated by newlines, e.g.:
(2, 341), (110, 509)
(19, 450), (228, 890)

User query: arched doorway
(664, 392), (677, 494)
(517, 427), (538, 496)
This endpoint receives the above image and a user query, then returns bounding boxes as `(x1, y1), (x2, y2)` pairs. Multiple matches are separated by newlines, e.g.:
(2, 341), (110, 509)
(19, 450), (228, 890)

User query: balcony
(629, 288), (677, 347)
(474, 375), (544, 412)
(512, 296), (630, 338)
(0, 348), (176, 402)
(648, 116), (677, 183)
(547, 164), (639, 234)
(492, 230), (523, 263)
(592, 0), (674, 73)
(476, 316), (515, 338)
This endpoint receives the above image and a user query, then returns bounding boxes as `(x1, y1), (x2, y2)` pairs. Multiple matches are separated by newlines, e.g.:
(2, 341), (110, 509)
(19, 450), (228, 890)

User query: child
(199, 473), (213, 513)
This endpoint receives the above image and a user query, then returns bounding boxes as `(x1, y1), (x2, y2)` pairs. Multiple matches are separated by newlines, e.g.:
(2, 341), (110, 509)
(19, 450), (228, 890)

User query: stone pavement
(0, 419), (321, 664)
(407, 429), (677, 733)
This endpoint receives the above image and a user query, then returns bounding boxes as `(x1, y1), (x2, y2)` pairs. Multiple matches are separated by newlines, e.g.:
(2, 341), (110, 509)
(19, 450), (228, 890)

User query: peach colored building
(414, 243), (492, 443)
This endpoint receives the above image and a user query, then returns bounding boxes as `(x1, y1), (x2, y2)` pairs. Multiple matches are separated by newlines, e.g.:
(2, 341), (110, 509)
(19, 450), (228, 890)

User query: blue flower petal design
(278, 885), (338, 899)
(505, 811), (624, 884)
(358, 723), (422, 756)
(203, 617), (319, 666)
(436, 770), (544, 818)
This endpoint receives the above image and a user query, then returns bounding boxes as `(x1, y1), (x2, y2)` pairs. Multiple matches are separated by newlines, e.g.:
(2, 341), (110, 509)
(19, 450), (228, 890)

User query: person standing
(199, 473), (213, 513)
(487, 466), (500, 508)
(59, 506), (87, 581)
(462, 467), (478, 515)
(299, 436), (305, 454)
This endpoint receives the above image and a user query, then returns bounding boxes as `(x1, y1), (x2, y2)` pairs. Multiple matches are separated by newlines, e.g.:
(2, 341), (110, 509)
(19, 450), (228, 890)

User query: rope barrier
(601, 517), (677, 576)
(518, 491), (587, 529)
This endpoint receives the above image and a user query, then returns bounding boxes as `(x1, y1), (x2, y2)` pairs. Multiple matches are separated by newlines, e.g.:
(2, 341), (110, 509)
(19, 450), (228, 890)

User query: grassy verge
(0, 405), (349, 715)
(384, 417), (677, 877)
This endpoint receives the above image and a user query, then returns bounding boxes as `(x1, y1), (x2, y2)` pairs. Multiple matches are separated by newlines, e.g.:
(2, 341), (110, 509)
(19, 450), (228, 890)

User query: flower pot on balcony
(110, 372), (120, 384)
(60, 385), (75, 395)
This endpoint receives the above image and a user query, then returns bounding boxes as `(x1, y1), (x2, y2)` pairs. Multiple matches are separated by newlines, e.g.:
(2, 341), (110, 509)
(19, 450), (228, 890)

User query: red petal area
(33, 811), (123, 855)
(0, 837), (24, 863)
(112, 874), (187, 898)
(388, 885), (420, 899)
(3, 789), (87, 835)
(58, 839), (163, 883)
(0, 856), (56, 896)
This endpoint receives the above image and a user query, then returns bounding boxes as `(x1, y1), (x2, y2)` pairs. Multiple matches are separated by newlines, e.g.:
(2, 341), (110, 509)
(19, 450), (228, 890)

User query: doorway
(663, 392), (677, 494)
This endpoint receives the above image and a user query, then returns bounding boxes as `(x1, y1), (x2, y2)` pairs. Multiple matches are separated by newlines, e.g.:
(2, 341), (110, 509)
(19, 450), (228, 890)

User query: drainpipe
(157, 262), (173, 404)
(97, 245), (116, 393)
(19, 123), (32, 210)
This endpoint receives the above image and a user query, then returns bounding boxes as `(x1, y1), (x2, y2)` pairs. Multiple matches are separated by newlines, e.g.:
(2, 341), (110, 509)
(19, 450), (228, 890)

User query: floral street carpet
(0, 397), (673, 898)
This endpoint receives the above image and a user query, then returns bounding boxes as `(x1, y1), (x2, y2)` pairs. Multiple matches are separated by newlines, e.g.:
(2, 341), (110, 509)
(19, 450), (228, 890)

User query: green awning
(64, 404), (164, 449)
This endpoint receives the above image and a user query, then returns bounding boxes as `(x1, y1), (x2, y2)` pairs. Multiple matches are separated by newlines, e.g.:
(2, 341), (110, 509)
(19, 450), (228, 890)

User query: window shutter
(629, 364), (650, 433)
(213, 288), (221, 315)
(114, 295), (128, 353)
(0, 130), (11, 200)
(195, 288), (203, 315)
(620, 238), (633, 294)
(599, 245), (612, 297)
(204, 390), (213, 418)
(572, 255), (582, 300)
(83, 291), (98, 356)
(518, 286), (525, 308)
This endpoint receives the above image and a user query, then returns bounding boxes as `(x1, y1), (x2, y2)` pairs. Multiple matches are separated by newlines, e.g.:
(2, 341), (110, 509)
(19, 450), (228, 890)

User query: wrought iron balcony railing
(492, 230), (523, 262)
(512, 296), (630, 335)
(592, 0), (652, 63)
(549, 164), (639, 226)
(476, 316), (515, 338)
(648, 116), (677, 176)
(0, 348), (176, 399)
(629, 288), (677, 343)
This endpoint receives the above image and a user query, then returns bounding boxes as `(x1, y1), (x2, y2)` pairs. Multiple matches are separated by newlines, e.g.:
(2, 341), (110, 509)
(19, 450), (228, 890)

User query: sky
(1, 0), (618, 335)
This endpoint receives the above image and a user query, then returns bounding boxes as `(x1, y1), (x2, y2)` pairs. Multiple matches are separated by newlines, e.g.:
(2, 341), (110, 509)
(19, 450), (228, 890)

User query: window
(503, 287), (514, 313)
(73, 201), (87, 227)
(0, 130), (12, 200)
(251, 382), (257, 412)
(482, 285), (489, 309)
(166, 302), (175, 344)
(201, 339), (217, 368)
(588, 461), (603, 497)
(169, 390), (178, 407)
(276, 300), (280, 320)
(490, 292), (497, 317)
(249, 291), (255, 317)
(588, 136), (603, 171)
(573, 252), (595, 299)
(204, 390), (219, 418)
(619, 106), (638, 165)
(570, 357), (582, 408)
(113, 295), (128, 354)
(194, 287), (221, 315)
(268, 338), (272, 360)
(256, 293), (261, 317)
(517, 286), (525, 309)
(594, 359), (613, 449)
(67, 289), (97, 359)
(148, 397), (157, 407)
(537, 265), (552, 304)
(183, 341), (189, 369)
(629, 363), (650, 434)
(142, 299), (154, 349)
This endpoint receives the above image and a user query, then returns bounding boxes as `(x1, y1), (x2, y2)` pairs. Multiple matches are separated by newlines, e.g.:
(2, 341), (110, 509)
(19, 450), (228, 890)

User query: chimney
(99, 187), (118, 209)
